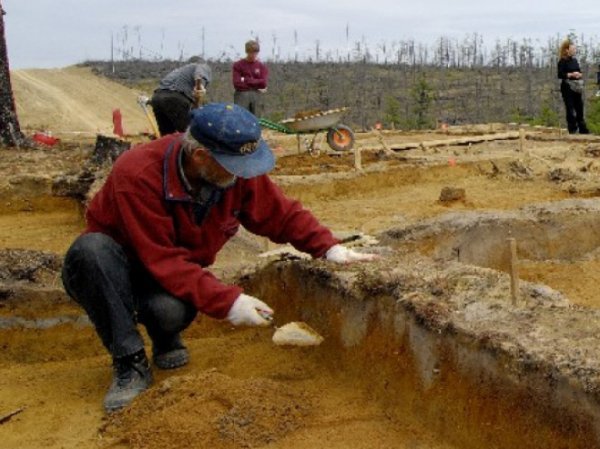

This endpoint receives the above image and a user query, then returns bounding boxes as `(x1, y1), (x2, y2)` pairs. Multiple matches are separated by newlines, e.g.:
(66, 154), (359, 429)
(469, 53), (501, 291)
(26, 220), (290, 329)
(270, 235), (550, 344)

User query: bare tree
(0, 2), (26, 147)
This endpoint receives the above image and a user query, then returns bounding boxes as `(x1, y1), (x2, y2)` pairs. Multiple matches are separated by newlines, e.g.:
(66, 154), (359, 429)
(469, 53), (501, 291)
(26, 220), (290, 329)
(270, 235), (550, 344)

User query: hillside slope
(11, 66), (152, 136)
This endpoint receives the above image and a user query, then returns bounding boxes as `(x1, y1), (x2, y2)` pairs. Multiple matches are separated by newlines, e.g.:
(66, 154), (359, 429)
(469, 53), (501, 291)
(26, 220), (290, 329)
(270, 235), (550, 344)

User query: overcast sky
(3, 0), (599, 69)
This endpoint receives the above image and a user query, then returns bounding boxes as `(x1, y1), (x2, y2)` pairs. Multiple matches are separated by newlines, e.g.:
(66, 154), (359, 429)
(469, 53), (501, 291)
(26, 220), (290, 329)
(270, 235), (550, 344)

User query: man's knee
(62, 233), (127, 299)
(65, 233), (122, 265)
(144, 294), (197, 334)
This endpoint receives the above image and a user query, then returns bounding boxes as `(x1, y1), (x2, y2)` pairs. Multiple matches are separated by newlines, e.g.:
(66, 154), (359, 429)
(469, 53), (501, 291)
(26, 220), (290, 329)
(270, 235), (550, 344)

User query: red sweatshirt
(232, 58), (268, 91)
(84, 135), (337, 319)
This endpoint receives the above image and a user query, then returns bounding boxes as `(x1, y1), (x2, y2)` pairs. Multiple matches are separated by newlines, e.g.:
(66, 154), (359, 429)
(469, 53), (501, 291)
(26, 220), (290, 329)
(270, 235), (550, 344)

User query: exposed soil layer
(101, 349), (455, 449)
(0, 317), (456, 449)
(239, 256), (600, 449)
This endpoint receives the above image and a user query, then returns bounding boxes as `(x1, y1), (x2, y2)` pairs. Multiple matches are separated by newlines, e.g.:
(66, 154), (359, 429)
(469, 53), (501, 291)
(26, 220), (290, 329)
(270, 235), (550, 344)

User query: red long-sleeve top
(232, 58), (269, 91)
(84, 135), (337, 319)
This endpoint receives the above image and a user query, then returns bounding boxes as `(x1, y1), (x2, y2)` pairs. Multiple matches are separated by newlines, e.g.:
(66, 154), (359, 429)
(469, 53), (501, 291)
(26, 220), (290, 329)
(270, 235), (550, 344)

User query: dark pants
(61, 233), (197, 359)
(150, 90), (193, 136)
(560, 82), (589, 134)
(234, 90), (262, 116)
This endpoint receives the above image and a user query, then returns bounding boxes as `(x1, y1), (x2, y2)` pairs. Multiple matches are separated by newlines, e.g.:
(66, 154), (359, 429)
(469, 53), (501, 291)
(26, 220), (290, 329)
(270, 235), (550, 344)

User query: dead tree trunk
(0, 3), (26, 147)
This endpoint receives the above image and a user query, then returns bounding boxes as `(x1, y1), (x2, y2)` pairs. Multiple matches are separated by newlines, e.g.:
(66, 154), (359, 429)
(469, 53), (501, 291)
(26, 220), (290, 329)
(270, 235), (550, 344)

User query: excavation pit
(384, 198), (600, 307)
(230, 256), (600, 449)
(3, 143), (600, 448)
(5, 250), (600, 448)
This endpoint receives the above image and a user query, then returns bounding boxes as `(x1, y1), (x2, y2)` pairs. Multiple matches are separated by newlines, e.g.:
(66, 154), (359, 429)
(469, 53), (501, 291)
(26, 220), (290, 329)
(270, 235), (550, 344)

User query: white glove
(258, 88), (268, 94)
(137, 95), (150, 106)
(226, 293), (273, 327)
(325, 244), (378, 264)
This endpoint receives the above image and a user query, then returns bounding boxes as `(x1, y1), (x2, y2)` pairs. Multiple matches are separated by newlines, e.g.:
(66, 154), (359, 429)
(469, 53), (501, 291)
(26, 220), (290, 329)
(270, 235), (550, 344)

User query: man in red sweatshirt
(61, 103), (374, 412)
(232, 40), (268, 115)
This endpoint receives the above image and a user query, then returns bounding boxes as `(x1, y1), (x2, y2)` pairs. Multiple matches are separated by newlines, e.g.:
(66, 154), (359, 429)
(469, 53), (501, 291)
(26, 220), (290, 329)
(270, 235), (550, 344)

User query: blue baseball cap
(189, 103), (275, 179)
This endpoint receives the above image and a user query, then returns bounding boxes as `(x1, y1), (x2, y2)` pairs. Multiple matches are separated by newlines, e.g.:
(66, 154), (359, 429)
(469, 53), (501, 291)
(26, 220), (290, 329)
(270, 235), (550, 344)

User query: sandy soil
(0, 319), (458, 449)
(12, 67), (151, 136)
(3, 68), (600, 448)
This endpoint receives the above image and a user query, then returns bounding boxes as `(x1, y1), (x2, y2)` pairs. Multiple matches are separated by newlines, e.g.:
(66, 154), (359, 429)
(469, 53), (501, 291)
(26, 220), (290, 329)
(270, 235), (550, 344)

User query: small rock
(584, 145), (600, 157)
(508, 160), (533, 179)
(548, 168), (577, 183)
(439, 187), (466, 203)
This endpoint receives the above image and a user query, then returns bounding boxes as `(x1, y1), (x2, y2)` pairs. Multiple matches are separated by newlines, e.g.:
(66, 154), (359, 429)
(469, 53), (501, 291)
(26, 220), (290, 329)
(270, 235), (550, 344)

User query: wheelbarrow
(259, 107), (355, 155)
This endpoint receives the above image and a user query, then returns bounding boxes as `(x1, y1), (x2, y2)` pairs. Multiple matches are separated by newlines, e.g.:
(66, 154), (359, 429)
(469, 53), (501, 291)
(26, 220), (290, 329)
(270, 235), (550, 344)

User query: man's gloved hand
(325, 244), (378, 264)
(258, 88), (268, 94)
(137, 95), (150, 106)
(193, 84), (207, 105)
(226, 293), (273, 327)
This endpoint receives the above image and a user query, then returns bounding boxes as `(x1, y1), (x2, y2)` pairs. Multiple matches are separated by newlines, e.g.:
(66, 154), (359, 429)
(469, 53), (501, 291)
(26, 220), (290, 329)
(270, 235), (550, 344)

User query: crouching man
(62, 103), (375, 412)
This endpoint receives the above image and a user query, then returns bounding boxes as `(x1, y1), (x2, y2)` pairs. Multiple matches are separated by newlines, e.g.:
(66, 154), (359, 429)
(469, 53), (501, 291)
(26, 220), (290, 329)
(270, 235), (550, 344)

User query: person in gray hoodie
(150, 57), (212, 136)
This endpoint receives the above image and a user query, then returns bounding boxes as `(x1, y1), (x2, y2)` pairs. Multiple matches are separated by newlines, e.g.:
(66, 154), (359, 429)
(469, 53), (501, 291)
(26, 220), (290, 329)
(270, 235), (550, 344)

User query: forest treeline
(84, 34), (600, 132)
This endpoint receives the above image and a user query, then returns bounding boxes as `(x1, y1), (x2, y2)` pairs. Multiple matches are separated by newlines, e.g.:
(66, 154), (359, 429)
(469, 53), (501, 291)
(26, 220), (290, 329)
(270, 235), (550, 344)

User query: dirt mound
(0, 248), (61, 283)
(11, 67), (150, 136)
(104, 370), (312, 449)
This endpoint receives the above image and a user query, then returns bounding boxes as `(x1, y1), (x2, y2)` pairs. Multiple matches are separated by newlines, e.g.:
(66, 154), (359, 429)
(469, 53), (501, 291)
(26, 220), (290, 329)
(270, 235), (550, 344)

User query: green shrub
(533, 102), (560, 127)
(410, 78), (434, 129)
(383, 96), (401, 129)
(587, 95), (600, 134)
(510, 108), (535, 125)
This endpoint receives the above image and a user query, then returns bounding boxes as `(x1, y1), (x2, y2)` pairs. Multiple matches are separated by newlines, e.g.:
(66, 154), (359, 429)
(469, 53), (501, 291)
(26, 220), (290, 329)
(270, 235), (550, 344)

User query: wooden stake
(507, 238), (519, 305)
(354, 147), (362, 171)
(519, 128), (525, 152)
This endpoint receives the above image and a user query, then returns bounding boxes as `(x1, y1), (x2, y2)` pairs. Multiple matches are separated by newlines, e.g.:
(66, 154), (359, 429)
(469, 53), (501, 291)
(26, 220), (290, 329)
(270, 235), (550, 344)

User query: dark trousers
(560, 82), (589, 134)
(234, 90), (261, 116)
(61, 233), (197, 359)
(150, 90), (193, 136)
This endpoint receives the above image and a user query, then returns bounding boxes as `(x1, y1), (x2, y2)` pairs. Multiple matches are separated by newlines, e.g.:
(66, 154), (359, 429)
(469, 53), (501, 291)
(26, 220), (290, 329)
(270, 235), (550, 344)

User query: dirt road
(12, 67), (150, 136)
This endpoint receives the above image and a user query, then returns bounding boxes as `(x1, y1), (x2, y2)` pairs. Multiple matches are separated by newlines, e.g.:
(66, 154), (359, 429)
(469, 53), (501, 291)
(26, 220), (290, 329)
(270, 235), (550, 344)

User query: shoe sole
(153, 348), (189, 369)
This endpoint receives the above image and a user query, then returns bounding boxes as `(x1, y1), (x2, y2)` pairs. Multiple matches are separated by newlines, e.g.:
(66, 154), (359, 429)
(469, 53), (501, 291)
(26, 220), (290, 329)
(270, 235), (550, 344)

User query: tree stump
(92, 134), (131, 164)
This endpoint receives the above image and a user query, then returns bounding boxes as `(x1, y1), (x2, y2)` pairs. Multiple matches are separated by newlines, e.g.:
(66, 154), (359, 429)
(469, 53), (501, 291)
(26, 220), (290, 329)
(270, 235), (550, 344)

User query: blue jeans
(61, 233), (197, 359)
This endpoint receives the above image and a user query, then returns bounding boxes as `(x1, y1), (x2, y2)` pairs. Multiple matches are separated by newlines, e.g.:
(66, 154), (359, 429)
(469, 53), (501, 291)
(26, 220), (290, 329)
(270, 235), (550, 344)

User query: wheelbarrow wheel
(326, 124), (354, 152)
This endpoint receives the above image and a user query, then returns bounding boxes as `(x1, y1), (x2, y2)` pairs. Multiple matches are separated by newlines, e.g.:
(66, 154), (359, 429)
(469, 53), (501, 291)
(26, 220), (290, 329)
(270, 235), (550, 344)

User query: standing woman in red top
(557, 39), (589, 134)
(232, 40), (269, 115)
